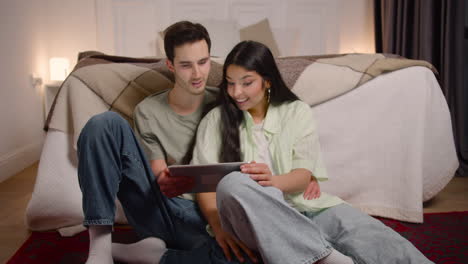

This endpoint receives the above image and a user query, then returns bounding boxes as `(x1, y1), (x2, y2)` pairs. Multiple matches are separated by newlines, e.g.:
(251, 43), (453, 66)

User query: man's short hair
(164, 21), (211, 62)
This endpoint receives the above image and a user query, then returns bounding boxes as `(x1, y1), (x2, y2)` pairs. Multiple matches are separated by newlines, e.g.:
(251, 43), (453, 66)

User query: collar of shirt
(240, 105), (280, 169)
(241, 104), (280, 137)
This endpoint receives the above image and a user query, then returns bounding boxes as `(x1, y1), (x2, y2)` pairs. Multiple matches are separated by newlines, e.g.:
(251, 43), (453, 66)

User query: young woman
(190, 41), (433, 264)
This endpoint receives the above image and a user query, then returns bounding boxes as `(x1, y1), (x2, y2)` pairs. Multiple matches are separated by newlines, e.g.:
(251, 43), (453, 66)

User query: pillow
(196, 19), (240, 57)
(271, 27), (301, 57)
(239, 18), (281, 57)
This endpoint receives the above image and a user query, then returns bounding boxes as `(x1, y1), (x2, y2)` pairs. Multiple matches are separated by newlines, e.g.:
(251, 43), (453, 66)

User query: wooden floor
(1, 162), (467, 263)
(1, 162), (38, 263)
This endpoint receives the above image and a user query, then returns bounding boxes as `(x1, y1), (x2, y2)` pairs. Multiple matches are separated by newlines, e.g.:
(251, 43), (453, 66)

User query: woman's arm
(290, 103), (324, 199)
(241, 162), (312, 193)
(242, 162), (321, 198)
(274, 168), (312, 193)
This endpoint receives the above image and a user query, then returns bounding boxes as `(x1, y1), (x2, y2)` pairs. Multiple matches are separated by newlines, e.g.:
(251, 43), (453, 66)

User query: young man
(78, 21), (257, 264)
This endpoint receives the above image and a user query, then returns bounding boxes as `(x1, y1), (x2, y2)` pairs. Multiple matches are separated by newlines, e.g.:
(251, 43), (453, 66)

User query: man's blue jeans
(77, 111), (254, 264)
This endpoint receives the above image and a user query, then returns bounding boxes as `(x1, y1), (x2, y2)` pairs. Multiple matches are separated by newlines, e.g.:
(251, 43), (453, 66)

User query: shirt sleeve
(133, 104), (166, 161)
(291, 102), (328, 181)
(191, 108), (222, 165)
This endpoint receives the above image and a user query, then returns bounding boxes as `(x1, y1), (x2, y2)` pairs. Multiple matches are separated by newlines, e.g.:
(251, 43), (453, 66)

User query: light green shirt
(191, 100), (344, 212)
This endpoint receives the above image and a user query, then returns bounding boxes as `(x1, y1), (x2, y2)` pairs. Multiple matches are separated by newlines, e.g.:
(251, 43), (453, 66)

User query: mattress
(314, 66), (458, 222)
(25, 129), (127, 231)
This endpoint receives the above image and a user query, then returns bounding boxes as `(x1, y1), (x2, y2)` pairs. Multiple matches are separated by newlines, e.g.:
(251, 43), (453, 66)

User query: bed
(25, 52), (459, 236)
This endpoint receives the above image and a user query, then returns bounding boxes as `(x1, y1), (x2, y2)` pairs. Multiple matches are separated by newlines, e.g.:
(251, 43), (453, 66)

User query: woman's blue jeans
(77, 111), (254, 264)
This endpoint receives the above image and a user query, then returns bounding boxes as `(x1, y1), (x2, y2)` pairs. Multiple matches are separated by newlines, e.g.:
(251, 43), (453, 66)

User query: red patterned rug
(377, 211), (468, 263)
(7, 212), (468, 264)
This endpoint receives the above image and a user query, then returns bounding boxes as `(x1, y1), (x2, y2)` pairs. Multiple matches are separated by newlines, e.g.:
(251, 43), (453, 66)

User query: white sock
(112, 237), (167, 264)
(86, 225), (113, 264)
(317, 249), (354, 264)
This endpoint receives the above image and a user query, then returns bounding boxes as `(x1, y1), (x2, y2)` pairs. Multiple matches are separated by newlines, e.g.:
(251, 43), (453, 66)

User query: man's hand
(303, 177), (321, 200)
(241, 161), (274, 187)
(213, 227), (259, 263)
(157, 168), (194, 197)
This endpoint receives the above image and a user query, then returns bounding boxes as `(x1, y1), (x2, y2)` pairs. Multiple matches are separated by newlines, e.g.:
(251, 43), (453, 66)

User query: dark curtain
(375, 0), (467, 177)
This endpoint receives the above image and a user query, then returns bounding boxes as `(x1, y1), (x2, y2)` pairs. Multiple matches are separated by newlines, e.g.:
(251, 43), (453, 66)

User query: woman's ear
(264, 80), (271, 89)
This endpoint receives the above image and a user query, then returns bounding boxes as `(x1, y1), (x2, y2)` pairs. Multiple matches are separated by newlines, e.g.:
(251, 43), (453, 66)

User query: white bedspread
(314, 66), (458, 222)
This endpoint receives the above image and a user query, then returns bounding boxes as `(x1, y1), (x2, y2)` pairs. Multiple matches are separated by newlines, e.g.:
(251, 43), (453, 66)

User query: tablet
(168, 162), (245, 193)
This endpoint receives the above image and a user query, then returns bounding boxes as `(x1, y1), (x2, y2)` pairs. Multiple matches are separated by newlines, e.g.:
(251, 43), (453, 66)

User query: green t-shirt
(133, 86), (218, 165)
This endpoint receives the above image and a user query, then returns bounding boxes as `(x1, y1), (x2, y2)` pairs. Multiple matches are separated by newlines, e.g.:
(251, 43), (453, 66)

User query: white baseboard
(0, 140), (44, 183)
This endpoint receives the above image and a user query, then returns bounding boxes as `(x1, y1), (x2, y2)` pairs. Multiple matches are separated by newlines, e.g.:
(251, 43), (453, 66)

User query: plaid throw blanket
(45, 51), (435, 148)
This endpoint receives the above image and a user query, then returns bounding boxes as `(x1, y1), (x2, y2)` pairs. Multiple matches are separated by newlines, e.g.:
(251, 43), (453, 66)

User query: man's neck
(168, 86), (205, 116)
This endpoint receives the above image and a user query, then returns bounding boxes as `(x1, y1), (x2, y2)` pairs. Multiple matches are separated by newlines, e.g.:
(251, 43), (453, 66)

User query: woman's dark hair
(181, 100), (218, 164)
(219, 40), (299, 162)
(164, 21), (211, 62)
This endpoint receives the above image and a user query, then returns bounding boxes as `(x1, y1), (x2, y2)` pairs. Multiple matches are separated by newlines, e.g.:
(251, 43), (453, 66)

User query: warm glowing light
(49, 57), (70, 81)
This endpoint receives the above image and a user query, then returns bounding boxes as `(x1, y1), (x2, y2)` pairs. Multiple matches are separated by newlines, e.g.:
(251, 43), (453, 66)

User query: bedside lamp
(44, 57), (70, 120)
(49, 57), (70, 82)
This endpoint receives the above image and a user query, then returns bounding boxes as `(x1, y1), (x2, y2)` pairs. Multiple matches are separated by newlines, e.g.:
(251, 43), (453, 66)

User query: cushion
(239, 18), (281, 57)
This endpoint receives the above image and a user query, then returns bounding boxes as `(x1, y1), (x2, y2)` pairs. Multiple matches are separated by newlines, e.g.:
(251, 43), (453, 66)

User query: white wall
(0, 0), (97, 182)
(338, 1), (375, 53)
(96, 0), (375, 58)
(0, 0), (374, 182)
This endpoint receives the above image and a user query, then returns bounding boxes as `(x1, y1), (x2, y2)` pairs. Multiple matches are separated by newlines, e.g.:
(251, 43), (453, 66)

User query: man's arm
(150, 159), (168, 178)
(150, 159), (194, 198)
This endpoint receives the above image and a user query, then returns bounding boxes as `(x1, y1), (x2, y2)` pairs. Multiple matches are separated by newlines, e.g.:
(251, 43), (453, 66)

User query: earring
(267, 88), (271, 103)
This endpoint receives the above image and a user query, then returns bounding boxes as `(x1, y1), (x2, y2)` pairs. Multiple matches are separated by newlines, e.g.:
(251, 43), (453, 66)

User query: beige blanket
(46, 52), (434, 148)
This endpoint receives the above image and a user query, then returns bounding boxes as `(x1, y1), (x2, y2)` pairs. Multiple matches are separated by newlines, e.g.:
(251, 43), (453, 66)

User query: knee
(82, 111), (127, 134)
(78, 111), (128, 147)
(88, 111), (125, 128)
(216, 172), (256, 204)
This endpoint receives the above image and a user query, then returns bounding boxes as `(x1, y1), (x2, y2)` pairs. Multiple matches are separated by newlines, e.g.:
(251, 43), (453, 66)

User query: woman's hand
(241, 161), (274, 187)
(303, 176), (321, 200)
(157, 168), (194, 198)
(213, 227), (259, 263)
